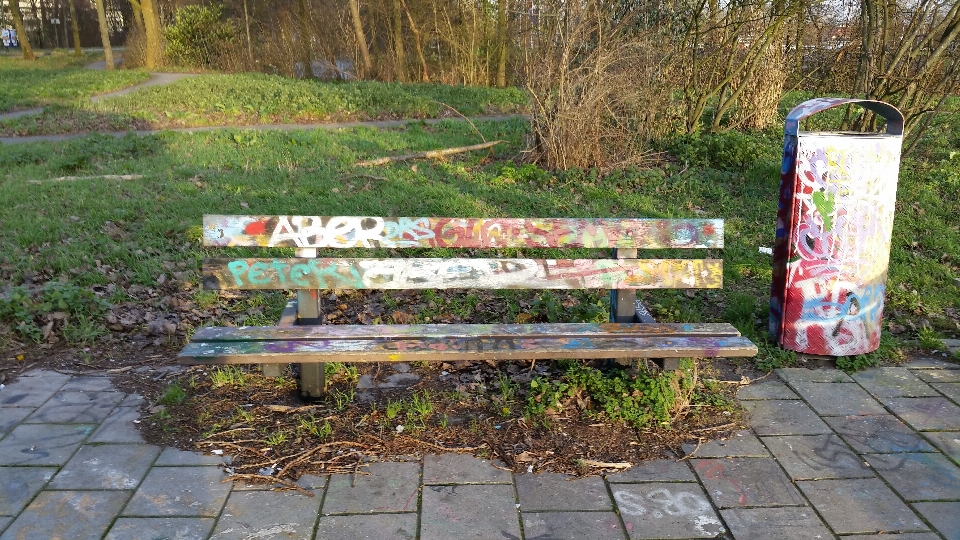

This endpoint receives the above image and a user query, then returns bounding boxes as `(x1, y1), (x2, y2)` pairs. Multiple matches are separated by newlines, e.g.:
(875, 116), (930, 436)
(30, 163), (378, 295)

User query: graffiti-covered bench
(178, 215), (758, 396)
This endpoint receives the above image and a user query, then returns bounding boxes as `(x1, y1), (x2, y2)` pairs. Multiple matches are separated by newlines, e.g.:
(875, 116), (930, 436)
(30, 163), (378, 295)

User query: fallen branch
(579, 459), (632, 470)
(28, 174), (143, 184)
(223, 473), (314, 497)
(356, 140), (504, 167)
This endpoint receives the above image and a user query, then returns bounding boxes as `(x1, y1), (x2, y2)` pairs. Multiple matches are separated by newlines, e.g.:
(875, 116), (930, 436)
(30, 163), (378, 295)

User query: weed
(299, 415), (332, 439)
(264, 430), (288, 446)
(158, 383), (188, 406)
(917, 326), (943, 350)
(234, 406), (254, 423)
(332, 388), (356, 410)
(385, 399), (403, 420)
(210, 366), (247, 388)
(408, 391), (434, 421)
(0, 282), (110, 344)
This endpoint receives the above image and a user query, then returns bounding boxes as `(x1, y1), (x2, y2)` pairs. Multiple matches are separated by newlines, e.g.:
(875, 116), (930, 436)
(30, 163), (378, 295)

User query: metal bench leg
(296, 249), (326, 398)
(611, 248), (679, 371)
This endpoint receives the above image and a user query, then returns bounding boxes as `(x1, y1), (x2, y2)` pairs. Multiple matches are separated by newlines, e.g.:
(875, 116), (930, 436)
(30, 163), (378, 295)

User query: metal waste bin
(770, 98), (904, 356)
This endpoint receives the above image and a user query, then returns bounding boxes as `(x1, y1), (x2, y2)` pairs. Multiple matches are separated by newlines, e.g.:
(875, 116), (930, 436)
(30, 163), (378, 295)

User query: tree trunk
(297, 0), (312, 77)
(68, 0), (81, 56)
(94, 0), (114, 70)
(128, 0), (145, 33)
(400, 0), (429, 81)
(243, 0), (253, 66)
(349, 0), (372, 77)
(496, 0), (507, 87)
(8, 0), (35, 60)
(139, 0), (163, 68)
(392, 0), (405, 80)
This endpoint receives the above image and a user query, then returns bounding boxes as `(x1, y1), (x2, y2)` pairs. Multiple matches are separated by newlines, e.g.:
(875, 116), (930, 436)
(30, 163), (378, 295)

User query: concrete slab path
(1, 358), (958, 539)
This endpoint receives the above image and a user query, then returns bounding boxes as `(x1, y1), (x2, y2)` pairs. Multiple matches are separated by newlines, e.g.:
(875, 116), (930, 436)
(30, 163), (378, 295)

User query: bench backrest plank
(204, 215), (723, 249)
(203, 257), (722, 290)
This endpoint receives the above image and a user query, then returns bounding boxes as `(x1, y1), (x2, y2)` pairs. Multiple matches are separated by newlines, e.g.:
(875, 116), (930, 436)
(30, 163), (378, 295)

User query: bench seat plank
(191, 322), (744, 341)
(179, 335), (759, 364)
(204, 258), (723, 290)
(204, 215), (724, 249)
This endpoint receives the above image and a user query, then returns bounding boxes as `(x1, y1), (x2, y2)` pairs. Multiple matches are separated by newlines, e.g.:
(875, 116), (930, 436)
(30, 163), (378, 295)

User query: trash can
(770, 98), (904, 356)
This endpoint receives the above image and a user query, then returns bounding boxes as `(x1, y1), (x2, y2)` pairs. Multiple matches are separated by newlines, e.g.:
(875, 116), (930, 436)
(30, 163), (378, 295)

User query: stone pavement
(1, 358), (959, 540)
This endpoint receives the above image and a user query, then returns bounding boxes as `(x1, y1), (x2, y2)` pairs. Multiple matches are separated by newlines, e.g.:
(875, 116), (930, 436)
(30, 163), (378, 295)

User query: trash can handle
(785, 98), (904, 136)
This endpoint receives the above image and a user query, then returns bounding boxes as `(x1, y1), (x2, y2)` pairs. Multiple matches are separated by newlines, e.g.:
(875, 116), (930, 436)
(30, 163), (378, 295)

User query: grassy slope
(0, 53), (150, 112)
(0, 72), (529, 134)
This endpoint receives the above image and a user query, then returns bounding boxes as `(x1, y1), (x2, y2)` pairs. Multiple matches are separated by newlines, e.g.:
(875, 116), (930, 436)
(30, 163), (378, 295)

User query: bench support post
(296, 248), (326, 398)
(611, 248), (679, 371)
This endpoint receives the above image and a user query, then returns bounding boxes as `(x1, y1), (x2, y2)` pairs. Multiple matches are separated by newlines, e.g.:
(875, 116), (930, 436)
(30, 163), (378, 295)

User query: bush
(164, 5), (237, 69)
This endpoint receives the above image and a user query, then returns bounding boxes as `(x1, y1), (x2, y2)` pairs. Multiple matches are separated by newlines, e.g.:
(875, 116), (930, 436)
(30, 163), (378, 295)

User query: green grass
(0, 101), (957, 369)
(0, 52), (150, 112)
(0, 73), (529, 134)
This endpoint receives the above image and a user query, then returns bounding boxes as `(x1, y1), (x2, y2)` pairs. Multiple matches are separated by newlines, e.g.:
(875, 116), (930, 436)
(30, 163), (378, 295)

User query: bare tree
(93, 0), (114, 69)
(8, 0), (35, 60)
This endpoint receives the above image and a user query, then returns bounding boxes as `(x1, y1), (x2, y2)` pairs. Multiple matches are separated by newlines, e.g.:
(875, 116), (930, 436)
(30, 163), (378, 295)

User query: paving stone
(154, 447), (225, 466)
(60, 376), (117, 392)
(516, 472), (611, 511)
(0, 371), (69, 407)
(933, 383), (960, 403)
(788, 381), (888, 416)
(322, 461), (420, 514)
(916, 370), (960, 383)
(681, 430), (769, 458)
(922, 431), (960, 461)
(0, 407), (32, 438)
(606, 458), (696, 483)
(123, 466), (231, 517)
(720, 507), (833, 540)
(232, 473), (328, 492)
(522, 512), (624, 540)
(692, 457), (805, 508)
(25, 390), (124, 423)
(776, 368), (853, 384)
(50, 443), (159, 490)
(905, 357), (960, 370)
(210, 488), (322, 539)
(912, 502), (960, 540)
(796, 478), (928, 534)
(761, 434), (873, 480)
(119, 393), (146, 407)
(865, 452), (960, 501)
(420, 484), (520, 540)
(736, 380), (798, 400)
(852, 368), (940, 397)
(882, 397), (960, 430)
(0, 518), (8, 535)
(826, 415), (936, 454)
(0, 423), (95, 465)
(741, 400), (833, 435)
(423, 453), (511, 484)
(0, 466), (56, 514)
(611, 482), (724, 539)
(843, 534), (943, 540)
(315, 513), (417, 540)
(89, 407), (146, 443)
(104, 517), (216, 540)
(0, 490), (130, 540)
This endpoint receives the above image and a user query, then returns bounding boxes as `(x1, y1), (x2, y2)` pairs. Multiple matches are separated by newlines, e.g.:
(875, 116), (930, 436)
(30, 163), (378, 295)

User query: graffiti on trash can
(772, 132), (901, 356)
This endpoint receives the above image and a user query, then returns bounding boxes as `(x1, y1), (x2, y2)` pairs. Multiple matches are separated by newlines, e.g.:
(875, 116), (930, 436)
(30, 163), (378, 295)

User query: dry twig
(356, 140), (504, 166)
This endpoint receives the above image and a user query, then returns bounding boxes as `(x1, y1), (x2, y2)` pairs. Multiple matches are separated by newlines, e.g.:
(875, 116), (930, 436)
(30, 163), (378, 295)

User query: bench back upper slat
(203, 215), (723, 249)
(203, 257), (723, 290)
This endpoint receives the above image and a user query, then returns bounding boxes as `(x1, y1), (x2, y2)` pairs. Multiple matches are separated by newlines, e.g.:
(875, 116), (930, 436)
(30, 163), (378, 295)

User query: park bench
(179, 215), (758, 396)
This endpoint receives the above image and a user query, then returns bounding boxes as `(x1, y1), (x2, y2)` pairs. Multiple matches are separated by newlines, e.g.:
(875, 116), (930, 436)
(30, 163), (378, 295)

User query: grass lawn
(1, 109), (957, 369)
(0, 52), (150, 112)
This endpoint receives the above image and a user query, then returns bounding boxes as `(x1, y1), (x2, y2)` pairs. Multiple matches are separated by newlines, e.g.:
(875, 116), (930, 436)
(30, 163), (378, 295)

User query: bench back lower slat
(190, 322), (743, 342)
(203, 258), (722, 290)
(203, 215), (723, 249)
(180, 335), (759, 363)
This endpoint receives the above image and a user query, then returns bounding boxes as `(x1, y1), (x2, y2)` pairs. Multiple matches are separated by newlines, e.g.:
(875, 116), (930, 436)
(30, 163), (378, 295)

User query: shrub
(164, 5), (237, 69)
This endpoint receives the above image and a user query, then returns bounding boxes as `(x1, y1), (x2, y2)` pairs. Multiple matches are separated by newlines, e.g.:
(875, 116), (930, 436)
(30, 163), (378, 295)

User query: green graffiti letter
(227, 261), (249, 287)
